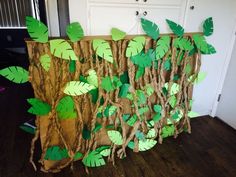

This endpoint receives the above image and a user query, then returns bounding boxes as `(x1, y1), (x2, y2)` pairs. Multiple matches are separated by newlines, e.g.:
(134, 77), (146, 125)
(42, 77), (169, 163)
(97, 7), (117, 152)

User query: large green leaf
(56, 96), (77, 119)
(155, 36), (170, 60)
(50, 39), (77, 60)
(0, 66), (29, 84)
(107, 130), (123, 145)
(141, 18), (159, 40)
(202, 44), (216, 54)
(164, 83), (180, 95)
(126, 36), (146, 57)
(40, 54), (51, 71)
(131, 49), (155, 67)
(87, 69), (98, 87)
(169, 95), (177, 108)
(146, 128), (157, 139)
(161, 125), (175, 138)
(66, 22), (84, 42)
(44, 146), (69, 161)
(27, 98), (51, 116)
(64, 81), (95, 96)
(93, 39), (113, 63)
(203, 17), (214, 36)
(166, 19), (184, 37)
(26, 16), (48, 43)
(174, 37), (194, 51)
(128, 139), (157, 151)
(82, 150), (105, 167)
(96, 146), (111, 157)
(111, 28), (126, 41)
(101, 76), (122, 92)
(193, 34), (216, 54)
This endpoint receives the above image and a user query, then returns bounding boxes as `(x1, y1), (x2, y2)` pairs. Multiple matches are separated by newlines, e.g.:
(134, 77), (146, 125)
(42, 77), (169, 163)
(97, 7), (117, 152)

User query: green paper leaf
(138, 139), (157, 151)
(138, 106), (149, 115)
(153, 113), (162, 122)
(82, 125), (91, 140)
(126, 115), (138, 127)
(147, 120), (155, 128)
(174, 37), (194, 51)
(135, 130), (145, 141)
(144, 84), (154, 96)
(96, 146), (111, 157)
(19, 125), (35, 134)
(66, 22), (84, 42)
(146, 128), (156, 139)
(119, 84), (130, 98)
(44, 146), (69, 161)
(27, 98), (51, 116)
(56, 96), (77, 119)
(164, 59), (172, 71)
(188, 111), (200, 118)
(189, 72), (207, 84)
(173, 74), (180, 81)
(107, 130), (123, 145)
(135, 67), (145, 81)
(74, 152), (83, 160)
(122, 114), (130, 122)
(101, 76), (122, 92)
(136, 90), (147, 106)
(111, 28), (126, 41)
(69, 60), (76, 73)
(185, 63), (192, 75)
(155, 36), (170, 60)
(64, 81), (95, 96)
(131, 49), (155, 67)
(164, 83), (180, 95)
(162, 125), (175, 138)
(93, 39), (113, 63)
(89, 88), (99, 104)
(82, 150), (105, 167)
(104, 105), (117, 117)
(169, 95), (177, 108)
(40, 54), (51, 71)
(153, 104), (162, 113)
(166, 19), (184, 37)
(203, 17), (214, 37)
(193, 34), (216, 54)
(120, 71), (129, 84)
(26, 16), (48, 43)
(141, 18), (160, 40)
(0, 66), (29, 84)
(202, 44), (216, 54)
(92, 122), (102, 133)
(87, 69), (98, 87)
(50, 39), (77, 60)
(126, 36), (146, 57)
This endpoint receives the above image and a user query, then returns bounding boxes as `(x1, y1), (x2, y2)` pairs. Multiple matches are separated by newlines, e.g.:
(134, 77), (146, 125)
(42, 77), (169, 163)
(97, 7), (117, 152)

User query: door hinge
(217, 94), (222, 102)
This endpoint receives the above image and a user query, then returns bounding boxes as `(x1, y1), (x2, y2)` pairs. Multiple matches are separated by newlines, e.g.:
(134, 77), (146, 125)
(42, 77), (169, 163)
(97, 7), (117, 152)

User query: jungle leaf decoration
(19, 124), (35, 135)
(203, 17), (214, 36)
(27, 98), (51, 116)
(135, 67), (145, 81)
(189, 72), (207, 84)
(104, 105), (117, 117)
(44, 146), (69, 161)
(111, 28), (126, 41)
(144, 84), (154, 96)
(164, 83), (180, 95)
(56, 96), (77, 119)
(82, 150), (105, 167)
(138, 139), (157, 151)
(69, 60), (76, 73)
(146, 128), (156, 139)
(193, 34), (216, 54)
(96, 146), (111, 157)
(119, 83), (130, 98)
(126, 36), (146, 57)
(161, 125), (175, 138)
(26, 16), (48, 43)
(93, 39), (113, 63)
(0, 66), (29, 84)
(66, 22), (84, 42)
(164, 59), (172, 71)
(101, 76), (122, 92)
(138, 106), (149, 115)
(40, 54), (51, 71)
(50, 39), (77, 60)
(131, 49), (155, 67)
(92, 122), (102, 133)
(188, 111), (200, 118)
(141, 18), (159, 40)
(87, 69), (98, 87)
(74, 152), (83, 160)
(174, 37), (194, 51)
(155, 36), (170, 60)
(166, 19), (184, 37)
(107, 130), (123, 145)
(82, 124), (91, 140)
(64, 81), (95, 96)
(202, 44), (216, 54)
(169, 95), (177, 108)
(126, 115), (138, 127)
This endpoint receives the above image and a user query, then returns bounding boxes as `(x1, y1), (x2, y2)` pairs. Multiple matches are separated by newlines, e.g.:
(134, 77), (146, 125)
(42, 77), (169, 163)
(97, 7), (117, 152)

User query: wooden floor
(1, 84), (236, 177)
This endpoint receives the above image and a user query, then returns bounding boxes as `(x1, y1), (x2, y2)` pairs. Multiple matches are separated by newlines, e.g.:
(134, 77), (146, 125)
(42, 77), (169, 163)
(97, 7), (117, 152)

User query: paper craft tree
(0, 16), (216, 172)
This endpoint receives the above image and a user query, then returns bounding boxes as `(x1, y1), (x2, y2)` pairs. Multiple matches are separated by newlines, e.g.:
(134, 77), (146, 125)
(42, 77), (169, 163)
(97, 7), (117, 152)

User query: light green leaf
(144, 84), (154, 96)
(66, 22), (84, 42)
(107, 130), (123, 145)
(93, 39), (113, 63)
(135, 67), (145, 81)
(138, 106), (149, 115)
(164, 83), (180, 95)
(56, 96), (77, 119)
(82, 150), (105, 167)
(104, 105), (117, 117)
(155, 36), (170, 60)
(203, 17), (214, 36)
(146, 128), (156, 139)
(153, 113), (162, 122)
(87, 69), (98, 87)
(40, 54), (51, 71)
(174, 37), (194, 51)
(26, 16), (48, 43)
(0, 66), (29, 84)
(111, 28), (126, 41)
(138, 139), (157, 151)
(162, 125), (175, 138)
(153, 104), (162, 113)
(126, 115), (138, 127)
(27, 98), (51, 116)
(202, 44), (216, 54)
(189, 72), (207, 84)
(126, 36), (146, 57)
(50, 39), (77, 60)
(44, 146), (69, 160)
(64, 81), (95, 96)
(188, 111), (200, 118)
(193, 34), (216, 54)
(141, 18), (160, 40)
(147, 120), (155, 128)
(97, 147), (111, 157)
(169, 95), (177, 108)
(166, 19), (184, 37)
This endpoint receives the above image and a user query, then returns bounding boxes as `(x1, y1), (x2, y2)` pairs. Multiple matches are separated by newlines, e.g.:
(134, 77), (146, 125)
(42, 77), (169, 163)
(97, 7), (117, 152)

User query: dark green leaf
(203, 17), (214, 36)
(119, 84), (130, 98)
(44, 146), (69, 160)
(120, 71), (129, 84)
(135, 67), (145, 81)
(141, 18), (159, 40)
(166, 19), (184, 37)
(164, 59), (172, 71)
(82, 124), (91, 140)
(27, 98), (51, 116)
(92, 122), (102, 133)
(66, 22), (84, 42)
(131, 49), (155, 67)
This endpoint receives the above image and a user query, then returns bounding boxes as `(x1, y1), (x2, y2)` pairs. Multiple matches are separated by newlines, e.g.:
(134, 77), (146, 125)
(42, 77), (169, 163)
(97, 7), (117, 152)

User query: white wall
(216, 40), (236, 129)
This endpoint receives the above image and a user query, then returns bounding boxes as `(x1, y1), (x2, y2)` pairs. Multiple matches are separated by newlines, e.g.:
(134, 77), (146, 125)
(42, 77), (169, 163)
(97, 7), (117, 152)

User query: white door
(216, 41), (236, 129)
